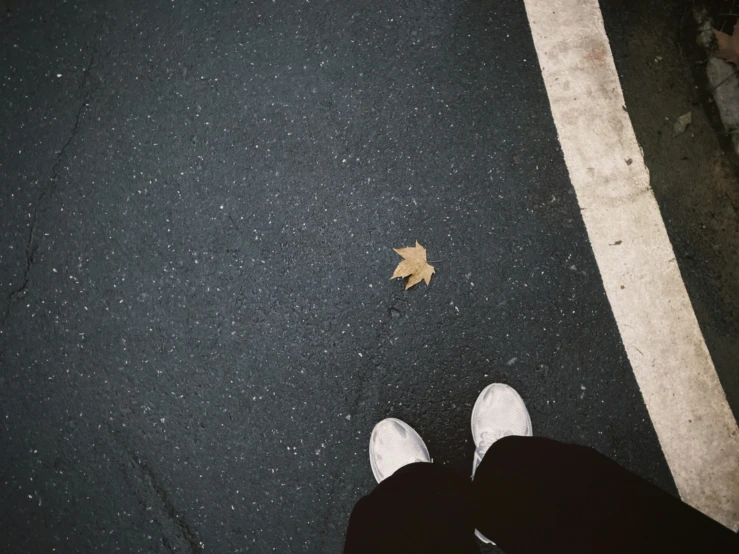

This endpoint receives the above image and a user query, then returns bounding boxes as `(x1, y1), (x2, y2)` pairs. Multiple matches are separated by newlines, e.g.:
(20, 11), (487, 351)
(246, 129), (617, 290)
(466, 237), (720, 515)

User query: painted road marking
(523, 0), (739, 529)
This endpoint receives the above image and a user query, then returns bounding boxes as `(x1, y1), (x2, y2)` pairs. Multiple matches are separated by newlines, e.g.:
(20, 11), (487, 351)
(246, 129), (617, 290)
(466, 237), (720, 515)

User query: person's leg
(470, 383), (533, 544)
(473, 436), (739, 553)
(344, 462), (479, 554)
(343, 418), (479, 554)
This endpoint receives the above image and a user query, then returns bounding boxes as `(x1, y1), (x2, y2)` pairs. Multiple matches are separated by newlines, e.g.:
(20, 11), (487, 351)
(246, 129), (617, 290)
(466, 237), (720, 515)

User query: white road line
(523, 0), (739, 529)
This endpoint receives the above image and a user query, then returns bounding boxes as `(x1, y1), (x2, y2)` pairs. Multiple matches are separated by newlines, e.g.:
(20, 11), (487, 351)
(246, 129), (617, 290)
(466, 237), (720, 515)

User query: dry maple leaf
(714, 23), (739, 66)
(391, 241), (435, 290)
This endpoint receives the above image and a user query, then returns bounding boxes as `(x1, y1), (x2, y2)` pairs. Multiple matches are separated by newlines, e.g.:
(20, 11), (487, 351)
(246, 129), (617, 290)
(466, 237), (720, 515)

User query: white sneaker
(369, 418), (432, 483)
(470, 383), (532, 544)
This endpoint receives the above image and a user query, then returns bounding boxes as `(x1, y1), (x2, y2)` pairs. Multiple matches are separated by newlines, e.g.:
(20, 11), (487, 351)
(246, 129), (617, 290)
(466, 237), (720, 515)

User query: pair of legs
(344, 384), (739, 553)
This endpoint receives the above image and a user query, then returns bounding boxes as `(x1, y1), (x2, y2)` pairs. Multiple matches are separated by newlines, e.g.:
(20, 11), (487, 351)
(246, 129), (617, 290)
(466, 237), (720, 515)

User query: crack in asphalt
(127, 452), (203, 554)
(0, 52), (96, 330)
(107, 416), (204, 554)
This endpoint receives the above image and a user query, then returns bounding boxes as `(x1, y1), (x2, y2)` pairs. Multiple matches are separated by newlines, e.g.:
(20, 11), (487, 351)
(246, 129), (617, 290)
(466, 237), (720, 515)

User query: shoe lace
(474, 428), (512, 467)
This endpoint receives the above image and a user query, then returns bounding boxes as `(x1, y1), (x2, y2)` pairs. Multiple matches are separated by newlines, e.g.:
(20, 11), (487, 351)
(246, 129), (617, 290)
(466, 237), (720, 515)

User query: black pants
(343, 437), (739, 553)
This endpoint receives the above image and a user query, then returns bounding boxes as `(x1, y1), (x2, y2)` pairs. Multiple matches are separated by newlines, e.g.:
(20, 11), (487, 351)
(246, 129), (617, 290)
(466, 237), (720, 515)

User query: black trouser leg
(344, 437), (738, 553)
(472, 436), (739, 553)
(343, 462), (480, 554)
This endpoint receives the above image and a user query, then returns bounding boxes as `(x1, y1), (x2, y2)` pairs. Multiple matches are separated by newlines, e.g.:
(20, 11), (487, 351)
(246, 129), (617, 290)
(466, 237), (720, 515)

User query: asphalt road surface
(1, 0), (732, 552)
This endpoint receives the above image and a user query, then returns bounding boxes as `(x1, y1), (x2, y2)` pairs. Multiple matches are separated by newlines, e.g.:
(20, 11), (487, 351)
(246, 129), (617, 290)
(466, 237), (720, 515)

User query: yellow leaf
(391, 241), (435, 289)
(714, 24), (739, 66)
